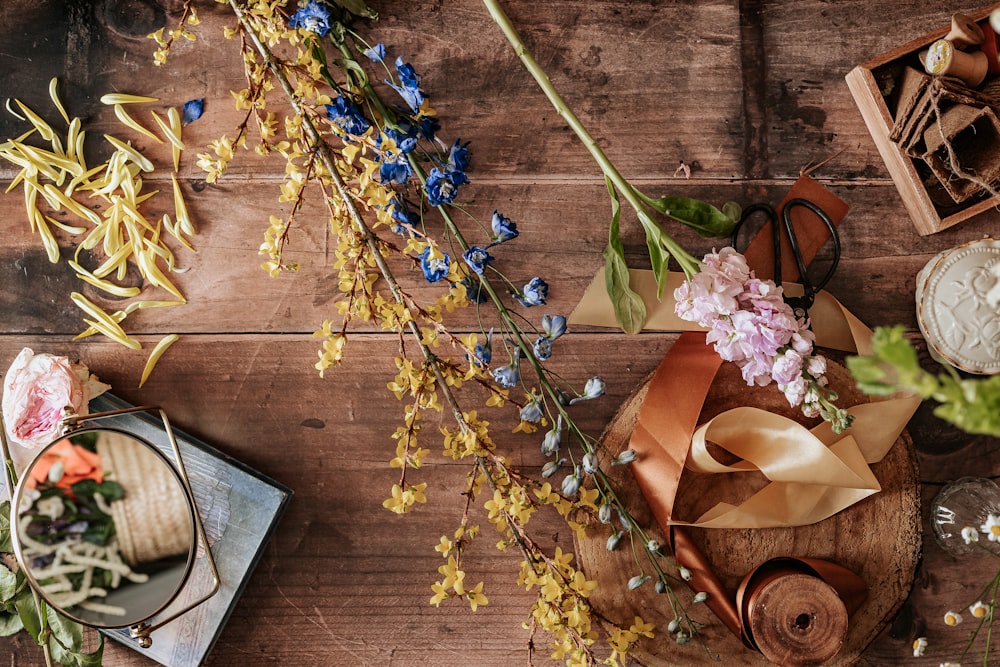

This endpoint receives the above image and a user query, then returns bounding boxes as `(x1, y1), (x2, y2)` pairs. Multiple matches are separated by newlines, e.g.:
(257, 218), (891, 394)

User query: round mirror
(10, 427), (196, 628)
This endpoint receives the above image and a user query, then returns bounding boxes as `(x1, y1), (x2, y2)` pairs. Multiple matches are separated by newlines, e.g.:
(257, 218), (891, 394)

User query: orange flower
(27, 439), (103, 491)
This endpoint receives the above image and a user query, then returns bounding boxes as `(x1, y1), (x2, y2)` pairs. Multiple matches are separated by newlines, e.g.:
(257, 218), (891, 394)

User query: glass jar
(930, 477), (1000, 557)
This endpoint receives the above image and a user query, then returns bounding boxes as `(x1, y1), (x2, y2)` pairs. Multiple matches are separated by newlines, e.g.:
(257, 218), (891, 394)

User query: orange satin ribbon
(629, 335), (872, 650)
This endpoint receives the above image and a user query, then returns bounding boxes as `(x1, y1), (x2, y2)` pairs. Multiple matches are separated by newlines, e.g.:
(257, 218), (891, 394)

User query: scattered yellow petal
(99, 93), (159, 105)
(48, 77), (70, 125)
(140, 334), (179, 387)
(113, 104), (163, 144)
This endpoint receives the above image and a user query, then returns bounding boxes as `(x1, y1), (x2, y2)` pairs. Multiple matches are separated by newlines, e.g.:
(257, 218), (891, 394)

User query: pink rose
(2, 348), (110, 451)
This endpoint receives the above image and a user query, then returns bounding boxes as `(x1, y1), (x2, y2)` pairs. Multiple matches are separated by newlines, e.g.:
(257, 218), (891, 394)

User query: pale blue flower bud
(612, 449), (638, 466)
(569, 376), (606, 404)
(582, 452), (599, 475)
(541, 429), (561, 457)
(598, 503), (613, 524)
(693, 591), (709, 603)
(646, 538), (661, 554)
(667, 619), (680, 633)
(606, 530), (623, 551)
(541, 458), (565, 478)
(627, 574), (650, 590)
(561, 469), (581, 497)
(655, 579), (667, 594)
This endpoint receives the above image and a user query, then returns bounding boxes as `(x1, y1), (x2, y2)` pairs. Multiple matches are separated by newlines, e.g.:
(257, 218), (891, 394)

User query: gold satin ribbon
(569, 269), (873, 355)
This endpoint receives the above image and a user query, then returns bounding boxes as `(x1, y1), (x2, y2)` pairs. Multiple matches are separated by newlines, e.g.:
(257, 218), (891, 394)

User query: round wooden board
(574, 356), (921, 666)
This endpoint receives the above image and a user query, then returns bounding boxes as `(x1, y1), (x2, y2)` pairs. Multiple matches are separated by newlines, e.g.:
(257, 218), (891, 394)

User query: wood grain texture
(1, 1), (999, 666)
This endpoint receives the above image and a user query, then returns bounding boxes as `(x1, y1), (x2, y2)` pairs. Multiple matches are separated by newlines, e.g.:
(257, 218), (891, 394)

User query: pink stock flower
(2, 348), (110, 451)
(674, 247), (851, 432)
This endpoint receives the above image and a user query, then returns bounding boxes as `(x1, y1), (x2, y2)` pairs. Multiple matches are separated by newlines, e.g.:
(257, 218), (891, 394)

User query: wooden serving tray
(574, 357), (920, 666)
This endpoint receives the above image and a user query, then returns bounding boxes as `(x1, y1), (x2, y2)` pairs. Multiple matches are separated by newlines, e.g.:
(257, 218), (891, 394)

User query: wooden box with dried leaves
(846, 4), (1000, 236)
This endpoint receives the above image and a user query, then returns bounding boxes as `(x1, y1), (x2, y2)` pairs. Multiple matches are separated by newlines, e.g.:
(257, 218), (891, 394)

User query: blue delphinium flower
(384, 126), (418, 154)
(447, 139), (471, 173)
(182, 98), (204, 125)
(570, 375), (605, 405)
(326, 95), (370, 135)
(380, 155), (413, 185)
(474, 328), (493, 366)
(386, 55), (424, 113)
(520, 394), (544, 423)
(488, 210), (519, 246)
(570, 377), (606, 404)
(462, 246), (494, 275)
(513, 277), (548, 307)
(533, 336), (553, 361)
(288, 0), (333, 36)
(388, 199), (418, 235)
(460, 275), (487, 303)
(363, 42), (386, 62)
(418, 247), (450, 283)
(533, 314), (567, 362)
(492, 349), (520, 388)
(425, 167), (468, 207)
(542, 314), (567, 340)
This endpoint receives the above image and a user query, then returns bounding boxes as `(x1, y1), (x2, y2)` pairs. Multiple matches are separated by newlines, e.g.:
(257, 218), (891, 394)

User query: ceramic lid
(916, 238), (1000, 375)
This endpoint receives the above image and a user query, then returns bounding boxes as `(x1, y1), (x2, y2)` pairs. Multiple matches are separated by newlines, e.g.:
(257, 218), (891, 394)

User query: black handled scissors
(730, 198), (841, 315)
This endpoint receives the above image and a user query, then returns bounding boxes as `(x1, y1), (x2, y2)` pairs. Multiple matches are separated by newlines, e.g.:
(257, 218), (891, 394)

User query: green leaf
(638, 194), (738, 238)
(603, 177), (646, 334)
(96, 480), (124, 502)
(0, 609), (23, 636)
(50, 632), (104, 667)
(14, 592), (42, 644)
(332, 0), (378, 19)
(638, 211), (670, 299)
(47, 605), (83, 652)
(70, 479), (98, 499)
(0, 558), (18, 601)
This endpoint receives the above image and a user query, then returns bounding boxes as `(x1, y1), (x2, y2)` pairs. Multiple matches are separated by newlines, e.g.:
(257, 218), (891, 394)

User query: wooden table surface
(2, 1), (999, 665)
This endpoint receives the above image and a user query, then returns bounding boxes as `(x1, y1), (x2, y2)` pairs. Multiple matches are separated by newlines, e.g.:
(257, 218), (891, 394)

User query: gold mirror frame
(1, 406), (220, 648)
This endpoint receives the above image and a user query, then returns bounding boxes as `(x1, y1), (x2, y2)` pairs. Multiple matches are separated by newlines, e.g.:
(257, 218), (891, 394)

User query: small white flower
(961, 526), (980, 545)
(645, 539), (660, 554)
(627, 574), (650, 590)
(912, 636), (927, 657)
(36, 496), (65, 520)
(944, 610), (963, 626)
(666, 618), (680, 633)
(18, 487), (40, 513)
(939, 662), (961, 667)
(47, 461), (65, 484)
(981, 514), (1000, 542)
(679, 566), (692, 581)
(692, 591), (708, 603)
(969, 601), (989, 619)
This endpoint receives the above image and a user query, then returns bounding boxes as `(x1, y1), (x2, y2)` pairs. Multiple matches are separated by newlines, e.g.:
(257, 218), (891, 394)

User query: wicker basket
(96, 431), (193, 566)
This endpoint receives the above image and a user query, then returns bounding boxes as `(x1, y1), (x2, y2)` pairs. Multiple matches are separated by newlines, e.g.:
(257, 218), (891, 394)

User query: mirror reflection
(13, 428), (195, 628)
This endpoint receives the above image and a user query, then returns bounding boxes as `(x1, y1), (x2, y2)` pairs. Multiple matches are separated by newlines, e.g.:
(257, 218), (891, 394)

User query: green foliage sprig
(847, 325), (1000, 437)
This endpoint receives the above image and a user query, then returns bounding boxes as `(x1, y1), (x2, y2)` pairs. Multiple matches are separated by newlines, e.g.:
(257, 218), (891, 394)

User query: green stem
(481, 0), (699, 275)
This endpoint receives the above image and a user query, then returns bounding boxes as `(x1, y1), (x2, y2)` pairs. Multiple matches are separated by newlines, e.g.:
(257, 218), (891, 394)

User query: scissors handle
(730, 198), (841, 314)
(782, 198), (841, 312)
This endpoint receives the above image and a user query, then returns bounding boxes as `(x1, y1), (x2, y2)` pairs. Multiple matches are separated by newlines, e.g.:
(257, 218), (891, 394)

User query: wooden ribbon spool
(745, 573), (848, 667)
(573, 357), (920, 666)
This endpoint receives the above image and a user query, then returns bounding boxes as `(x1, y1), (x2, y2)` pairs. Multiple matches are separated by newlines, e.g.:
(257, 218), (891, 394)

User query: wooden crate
(846, 4), (1000, 236)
